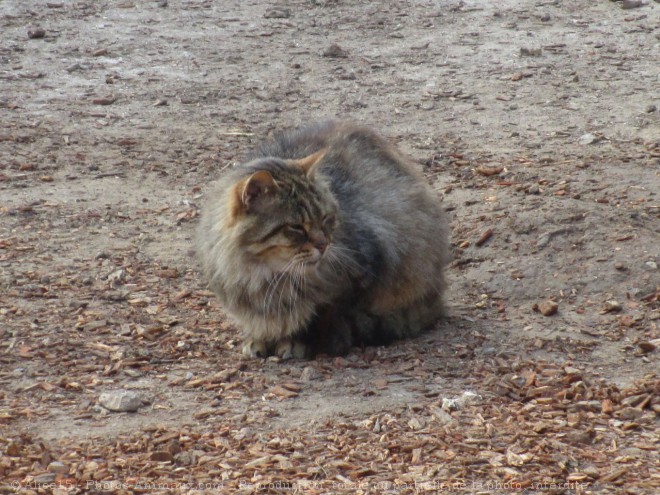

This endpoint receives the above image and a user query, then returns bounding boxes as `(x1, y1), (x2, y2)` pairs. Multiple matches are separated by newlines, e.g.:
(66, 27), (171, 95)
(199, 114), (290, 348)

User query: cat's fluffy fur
(196, 121), (449, 358)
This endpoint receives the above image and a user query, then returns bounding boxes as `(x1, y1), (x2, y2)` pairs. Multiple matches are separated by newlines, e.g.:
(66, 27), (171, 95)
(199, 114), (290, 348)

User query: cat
(195, 120), (450, 358)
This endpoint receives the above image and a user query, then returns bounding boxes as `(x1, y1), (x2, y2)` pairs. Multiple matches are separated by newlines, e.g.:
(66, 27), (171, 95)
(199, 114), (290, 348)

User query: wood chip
(476, 165), (504, 176)
(269, 385), (299, 399)
(475, 228), (494, 247)
(92, 97), (117, 105)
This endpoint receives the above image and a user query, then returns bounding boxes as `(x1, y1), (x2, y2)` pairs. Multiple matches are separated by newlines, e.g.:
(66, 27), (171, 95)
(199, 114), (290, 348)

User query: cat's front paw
(242, 340), (268, 358)
(275, 339), (308, 359)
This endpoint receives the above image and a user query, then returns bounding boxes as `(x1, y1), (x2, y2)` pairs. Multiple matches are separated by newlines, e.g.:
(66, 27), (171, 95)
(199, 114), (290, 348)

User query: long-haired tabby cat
(196, 120), (449, 358)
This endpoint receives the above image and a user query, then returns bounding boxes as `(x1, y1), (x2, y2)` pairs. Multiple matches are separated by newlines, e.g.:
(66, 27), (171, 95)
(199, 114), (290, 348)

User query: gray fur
(196, 121), (450, 357)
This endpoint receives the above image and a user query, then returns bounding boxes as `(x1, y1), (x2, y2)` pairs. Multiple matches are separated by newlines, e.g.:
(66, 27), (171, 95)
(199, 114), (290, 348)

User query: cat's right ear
(236, 170), (277, 213)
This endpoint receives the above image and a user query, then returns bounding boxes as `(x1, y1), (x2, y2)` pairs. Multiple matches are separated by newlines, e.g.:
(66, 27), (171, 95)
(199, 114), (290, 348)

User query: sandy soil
(1, 0), (658, 493)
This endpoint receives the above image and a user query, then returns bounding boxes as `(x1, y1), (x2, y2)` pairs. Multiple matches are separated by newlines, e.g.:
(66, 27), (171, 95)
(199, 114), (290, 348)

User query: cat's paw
(242, 340), (268, 358)
(275, 339), (308, 359)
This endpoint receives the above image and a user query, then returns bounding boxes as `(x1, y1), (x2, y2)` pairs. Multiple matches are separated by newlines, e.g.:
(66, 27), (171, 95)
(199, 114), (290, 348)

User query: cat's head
(226, 149), (339, 273)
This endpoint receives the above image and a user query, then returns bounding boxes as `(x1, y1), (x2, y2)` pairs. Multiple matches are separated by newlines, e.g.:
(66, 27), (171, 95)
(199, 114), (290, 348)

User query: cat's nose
(311, 233), (328, 253)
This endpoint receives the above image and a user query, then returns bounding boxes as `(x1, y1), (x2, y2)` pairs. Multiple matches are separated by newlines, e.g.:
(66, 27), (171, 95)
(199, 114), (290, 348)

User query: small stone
(442, 391), (481, 411)
(536, 232), (551, 248)
(33, 473), (57, 484)
(644, 261), (658, 271)
(621, 394), (646, 407)
(301, 366), (322, 382)
(47, 461), (69, 474)
(6, 442), (21, 457)
(538, 300), (559, 316)
(528, 184), (541, 195)
(408, 417), (425, 431)
(150, 451), (174, 462)
(645, 104), (657, 113)
(99, 390), (149, 412)
(614, 262), (627, 271)
(455, 391), (481, 408)
(582, 465), (600, 478)
(520, 47), (542, 57)
(540, 13), (551, 22)
(622, 0), (643, 9)
(175, 450), (198, 466)
(322, 43), (348, 58)
(571, 400), (601, 412)
(27, 27), (46, 39)
(565, 429), (595, 445)
(615, 407), (644, 420)
(264, 8), (290, 19)
(579, 133), (600, 145)
(603, 300), (622, 313)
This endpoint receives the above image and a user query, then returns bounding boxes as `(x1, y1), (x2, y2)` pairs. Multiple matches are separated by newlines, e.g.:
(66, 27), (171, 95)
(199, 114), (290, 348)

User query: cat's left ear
(239, 170), (278, 211)
(287, 148), (327, 177)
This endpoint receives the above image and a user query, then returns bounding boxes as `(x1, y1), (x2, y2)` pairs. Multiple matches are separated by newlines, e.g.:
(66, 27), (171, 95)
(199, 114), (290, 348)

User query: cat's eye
(284, 224), (307, 240)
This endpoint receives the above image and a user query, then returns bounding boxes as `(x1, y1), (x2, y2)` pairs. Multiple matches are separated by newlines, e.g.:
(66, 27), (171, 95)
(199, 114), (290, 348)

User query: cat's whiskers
(289, 262), (303, 323)
(264, 259), (296, 332)
(326, 245), (370, 278)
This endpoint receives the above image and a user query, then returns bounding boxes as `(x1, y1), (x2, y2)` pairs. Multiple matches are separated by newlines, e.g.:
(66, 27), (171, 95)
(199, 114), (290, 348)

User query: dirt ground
(1, 0), (658, 494)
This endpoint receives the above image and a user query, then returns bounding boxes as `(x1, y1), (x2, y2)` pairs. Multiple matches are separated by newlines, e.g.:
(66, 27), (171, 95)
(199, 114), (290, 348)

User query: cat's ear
(239, 170), (277, 211)
(287, 148), (327, 177)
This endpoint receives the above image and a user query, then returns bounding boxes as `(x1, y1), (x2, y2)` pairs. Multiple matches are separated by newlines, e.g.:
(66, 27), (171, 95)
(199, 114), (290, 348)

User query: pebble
(579, 133), (600, 145)
(645, 104), (657, 113)
(264, 8), (290, 19)
(520, 47), (542, 57)
(603, 300), (622, 313)
(430, 405), (454, 425)
(150, 451), (174, 462)
(582, 465), (600, 478)
(47, 461), (69, 474)
(570, 400), (601, 412)
(644, 261), (657, 271)
(6, 442), (22, 456)
(615, 407), (644, 420)
(442, 391), (481, 411)
(27, 27), (46, 39)
(301, 366), (322, 381)
(527, 184), (541, 195)
(99, 390), (149, 412)
(536, 232), (551, 248)
(621, 0), (644, 9)
(538, 300), (559, 316)
(94, 251), (110, 260)
(323, 43), (348, 58)
(33, 473), (57, 483)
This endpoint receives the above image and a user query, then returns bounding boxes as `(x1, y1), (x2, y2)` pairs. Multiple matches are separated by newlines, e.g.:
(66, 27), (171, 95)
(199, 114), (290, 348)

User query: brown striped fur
(195, 121), (450, 358)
